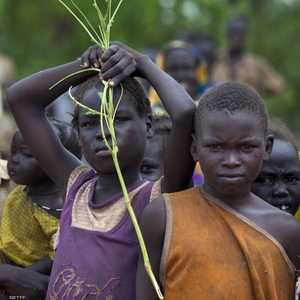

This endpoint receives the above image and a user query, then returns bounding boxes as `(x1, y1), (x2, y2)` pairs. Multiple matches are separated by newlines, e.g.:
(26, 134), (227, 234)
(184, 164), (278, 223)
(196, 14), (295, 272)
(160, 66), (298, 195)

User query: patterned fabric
(47, 166), (160, 300)
(212, 50), (285, 95)
(161, 188), (295, 300)
(0, 186), (59, 267)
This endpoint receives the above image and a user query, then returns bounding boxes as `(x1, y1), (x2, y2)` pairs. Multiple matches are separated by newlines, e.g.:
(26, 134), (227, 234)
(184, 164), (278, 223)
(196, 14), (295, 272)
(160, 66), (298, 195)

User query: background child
(0, 118), (81, 297)
(141, 114), (172, 182)
(136, 82), (300, 300)
(252, 119), (300, 216)
(8, 43), (195, 299)
(149, 40), (200, 114)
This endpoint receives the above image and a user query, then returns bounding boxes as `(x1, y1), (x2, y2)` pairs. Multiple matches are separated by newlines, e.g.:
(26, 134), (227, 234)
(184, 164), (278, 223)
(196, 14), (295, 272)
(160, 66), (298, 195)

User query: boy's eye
(240, 144), (256, 152)
(208, 144), (223, 152)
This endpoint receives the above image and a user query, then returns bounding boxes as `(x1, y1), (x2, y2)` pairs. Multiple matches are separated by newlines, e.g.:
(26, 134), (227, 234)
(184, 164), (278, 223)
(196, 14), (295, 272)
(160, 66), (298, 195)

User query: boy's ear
(264, 134), (274, 160)
(191, 134), (198, 162)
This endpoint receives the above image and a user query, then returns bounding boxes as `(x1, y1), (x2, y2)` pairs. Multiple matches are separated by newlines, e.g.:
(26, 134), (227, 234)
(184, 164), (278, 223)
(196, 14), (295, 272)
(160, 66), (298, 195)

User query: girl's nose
(96, 127), (111, 140)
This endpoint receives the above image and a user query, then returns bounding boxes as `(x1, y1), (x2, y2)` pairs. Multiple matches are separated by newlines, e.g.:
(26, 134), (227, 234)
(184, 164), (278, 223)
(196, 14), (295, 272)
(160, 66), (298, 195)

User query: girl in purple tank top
(8, 42), (195, 299)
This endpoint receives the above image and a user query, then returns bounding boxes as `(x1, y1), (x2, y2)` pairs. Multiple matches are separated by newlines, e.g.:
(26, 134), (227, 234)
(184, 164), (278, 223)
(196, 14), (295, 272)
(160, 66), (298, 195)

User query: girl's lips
(95, 149), (111, 157)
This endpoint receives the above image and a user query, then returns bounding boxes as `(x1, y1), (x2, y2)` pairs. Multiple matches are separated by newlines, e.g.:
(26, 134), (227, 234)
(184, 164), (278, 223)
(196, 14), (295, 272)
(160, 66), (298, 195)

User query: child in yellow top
(0, 119), (81, 297)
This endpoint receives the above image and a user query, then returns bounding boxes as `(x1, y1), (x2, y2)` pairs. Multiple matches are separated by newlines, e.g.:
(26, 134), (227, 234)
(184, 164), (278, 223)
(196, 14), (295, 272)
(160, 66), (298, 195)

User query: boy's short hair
(72, 76), (151, 129)
(50, 119), (82, 159)
(195, 82), (269, 134)
(269, 118), (299, 156)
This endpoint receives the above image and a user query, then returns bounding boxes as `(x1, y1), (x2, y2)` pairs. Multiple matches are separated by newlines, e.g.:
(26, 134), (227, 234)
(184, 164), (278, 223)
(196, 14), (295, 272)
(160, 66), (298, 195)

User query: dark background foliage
(1, 0), (299, 134)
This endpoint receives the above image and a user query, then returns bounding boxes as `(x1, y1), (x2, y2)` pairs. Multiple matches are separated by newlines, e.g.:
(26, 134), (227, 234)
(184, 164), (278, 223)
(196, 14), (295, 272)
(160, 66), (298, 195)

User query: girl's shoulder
(67, 165), (94, 190)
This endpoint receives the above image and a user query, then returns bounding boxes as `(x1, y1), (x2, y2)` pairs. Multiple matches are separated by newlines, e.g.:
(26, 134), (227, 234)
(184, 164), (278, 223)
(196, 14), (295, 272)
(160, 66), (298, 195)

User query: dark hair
(228, 15), (249, 31)
(269, 118), (299, 157)
(71, 76), (151, 129)
(49, 118), (82, 159)
(163, 40), (201, 66)
(196, 82), (269, 133)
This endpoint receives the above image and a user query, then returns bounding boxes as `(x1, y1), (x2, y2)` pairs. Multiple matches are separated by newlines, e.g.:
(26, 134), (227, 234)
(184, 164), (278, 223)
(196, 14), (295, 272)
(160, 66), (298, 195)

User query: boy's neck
(202, 183), (252, 208)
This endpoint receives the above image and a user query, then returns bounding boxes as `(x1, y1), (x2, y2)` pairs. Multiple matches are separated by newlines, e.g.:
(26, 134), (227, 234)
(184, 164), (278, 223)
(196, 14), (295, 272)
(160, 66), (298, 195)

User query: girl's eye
(20, 148), (33, 157)
(80, 120), (96, 128)
(114, 116), (129, 123)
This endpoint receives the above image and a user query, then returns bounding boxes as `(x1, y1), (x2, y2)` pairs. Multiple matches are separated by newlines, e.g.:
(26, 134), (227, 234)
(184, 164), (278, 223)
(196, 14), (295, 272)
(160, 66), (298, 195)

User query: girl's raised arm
(7, 59), (97, 189)
(134, 53), (196, 192)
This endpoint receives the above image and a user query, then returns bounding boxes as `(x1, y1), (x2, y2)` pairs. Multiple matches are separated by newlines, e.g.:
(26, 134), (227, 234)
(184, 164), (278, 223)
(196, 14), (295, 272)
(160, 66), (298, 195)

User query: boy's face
(193, 110), (270, 201)
(141, 136), (164, 181)
(7, 132), (47, 185)
(78, 87), (149, 174)
(165, 49), (198, 99)
(252, 139), (300, 215)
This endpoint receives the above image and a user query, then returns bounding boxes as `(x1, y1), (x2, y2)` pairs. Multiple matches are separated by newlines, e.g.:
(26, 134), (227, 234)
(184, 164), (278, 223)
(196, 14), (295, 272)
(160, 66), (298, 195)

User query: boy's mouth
(218, 173), (245, 178)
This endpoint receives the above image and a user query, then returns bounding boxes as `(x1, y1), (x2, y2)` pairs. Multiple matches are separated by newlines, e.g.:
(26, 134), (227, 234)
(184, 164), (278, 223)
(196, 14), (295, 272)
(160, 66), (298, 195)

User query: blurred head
(141, 114), (171, 181)
(72, 76), (151, 175)
(192, 82), (272, 201)
(227, 15), (249, 52)
(163, 41), (199, 99)
(184, 32), (217, 75)
(7, 119), (81, 186)
(252, 120), (300, 215)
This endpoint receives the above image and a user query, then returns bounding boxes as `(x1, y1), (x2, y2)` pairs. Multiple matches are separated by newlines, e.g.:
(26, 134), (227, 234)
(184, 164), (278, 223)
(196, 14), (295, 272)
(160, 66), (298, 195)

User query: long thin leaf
(49, 68), (100, 90)
(58, 0), (99, 44)
(70, 0), (101, 43)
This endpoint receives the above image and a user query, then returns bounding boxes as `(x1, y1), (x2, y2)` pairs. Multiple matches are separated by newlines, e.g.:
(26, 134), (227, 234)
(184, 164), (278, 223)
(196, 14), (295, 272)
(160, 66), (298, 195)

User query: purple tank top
(46, 167), (155, 300)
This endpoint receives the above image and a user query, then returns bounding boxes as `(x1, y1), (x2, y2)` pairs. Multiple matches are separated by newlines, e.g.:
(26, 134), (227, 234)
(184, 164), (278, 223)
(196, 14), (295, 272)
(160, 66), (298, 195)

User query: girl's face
(78, 87), (149, 174)
(252, 139), (300, 215)
(164, 49), (198, 99)
(7, 132), (48, 185)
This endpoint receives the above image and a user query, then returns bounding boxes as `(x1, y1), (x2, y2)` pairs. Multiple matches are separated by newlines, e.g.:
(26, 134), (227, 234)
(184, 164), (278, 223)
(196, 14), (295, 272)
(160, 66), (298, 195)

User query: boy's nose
(222, 153), (241, 168)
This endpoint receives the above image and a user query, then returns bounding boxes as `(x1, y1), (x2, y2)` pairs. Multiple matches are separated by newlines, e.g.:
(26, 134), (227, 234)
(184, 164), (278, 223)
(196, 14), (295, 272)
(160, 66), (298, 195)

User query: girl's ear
(191, 134), (198, 162)
(264, 134), (274, 161)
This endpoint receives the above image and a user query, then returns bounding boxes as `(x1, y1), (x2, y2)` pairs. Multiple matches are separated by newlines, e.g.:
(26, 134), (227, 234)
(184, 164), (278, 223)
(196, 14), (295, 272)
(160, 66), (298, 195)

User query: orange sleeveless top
(160, 188), (295, 300)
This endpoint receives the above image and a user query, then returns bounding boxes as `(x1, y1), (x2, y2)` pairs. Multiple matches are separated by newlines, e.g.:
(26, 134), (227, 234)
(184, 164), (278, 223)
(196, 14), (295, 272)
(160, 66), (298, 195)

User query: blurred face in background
(164, 48), (198, 99)
(252, 139), (300, 215)
(228, 18), (248, 52)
